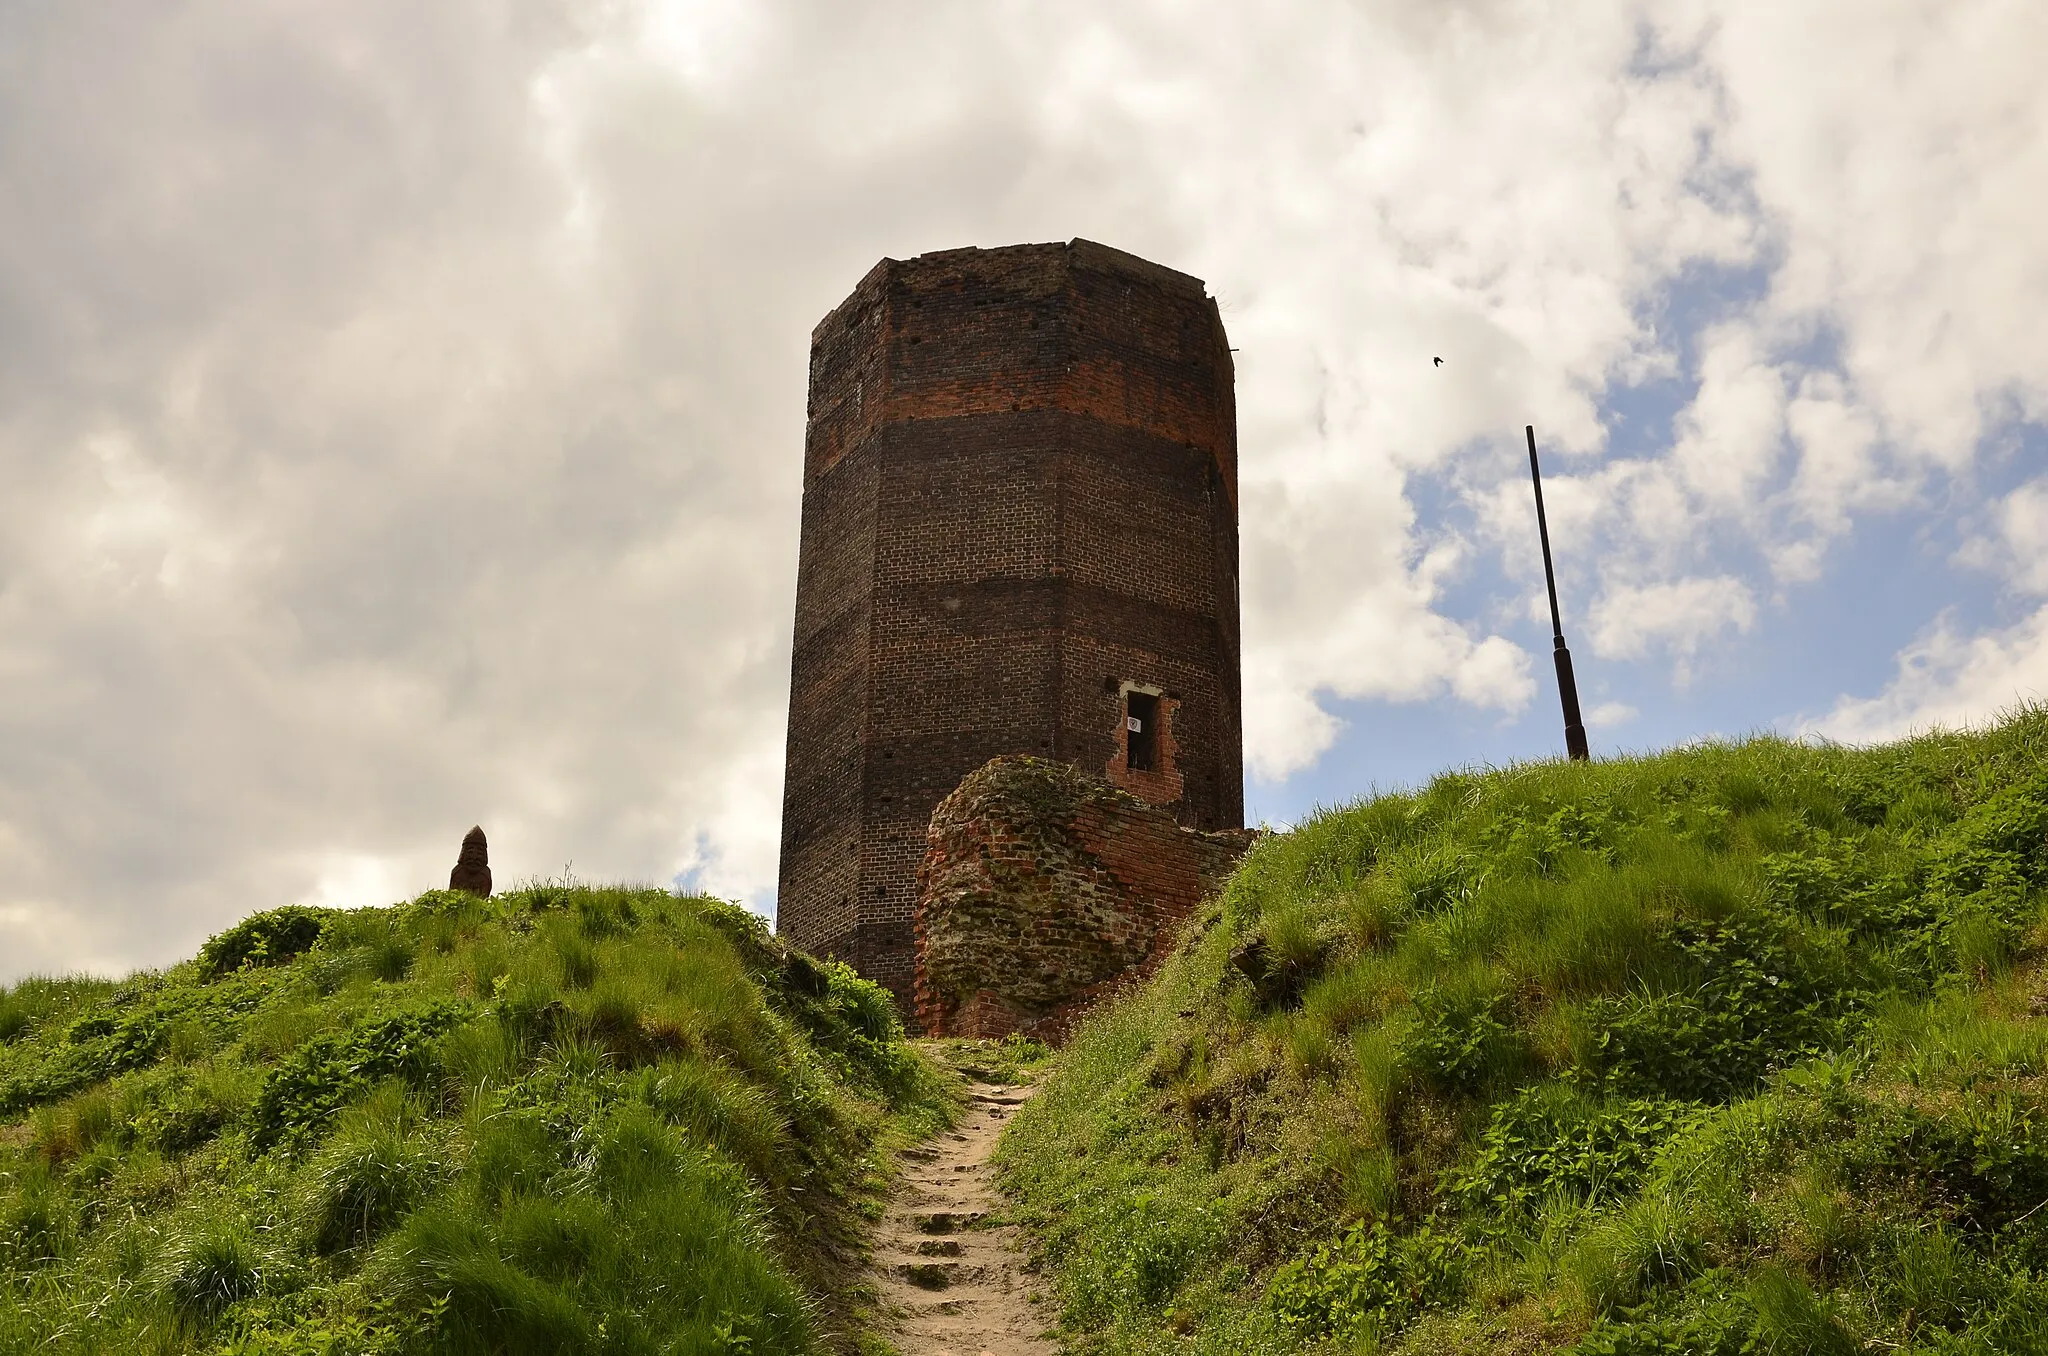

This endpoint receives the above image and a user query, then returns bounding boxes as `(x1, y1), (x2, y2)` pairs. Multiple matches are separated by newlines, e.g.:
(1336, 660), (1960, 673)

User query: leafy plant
(1402, 984), (1522, 1096)
(201, 906), (332, 978)
(1268, 1219), (1462, 1341)
(1453, 1087), (1700, 1217)
(249, 1002), (466, 1149)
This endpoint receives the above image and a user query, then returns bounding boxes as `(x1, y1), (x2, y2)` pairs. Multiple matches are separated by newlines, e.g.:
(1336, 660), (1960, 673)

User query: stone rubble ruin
(915, 755), (1255, 1042)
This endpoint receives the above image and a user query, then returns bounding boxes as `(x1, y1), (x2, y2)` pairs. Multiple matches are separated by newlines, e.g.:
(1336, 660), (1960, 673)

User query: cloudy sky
(3, 0), (2045, 981)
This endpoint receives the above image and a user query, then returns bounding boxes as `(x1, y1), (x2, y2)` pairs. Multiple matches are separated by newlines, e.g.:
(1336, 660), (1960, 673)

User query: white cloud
(1701, 0), (2048, 466)
(1809, 609), (2048, 744)
(1588, 576), (1758, 672)
(1586, 701), (1638, 730)
(1, 0), (2047, 978)
(1956, 479), (2048, 598)
(1669, 327), (1787, 511)
(1449, 0), (2048, 703)
(1814, 473), (2048, 742)
(304, 854), (418, 914)
(1784, 372), (1895, 541)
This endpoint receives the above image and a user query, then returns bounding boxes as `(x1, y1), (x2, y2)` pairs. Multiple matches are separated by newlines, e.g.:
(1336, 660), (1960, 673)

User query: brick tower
(776, 239), (1243, 1012)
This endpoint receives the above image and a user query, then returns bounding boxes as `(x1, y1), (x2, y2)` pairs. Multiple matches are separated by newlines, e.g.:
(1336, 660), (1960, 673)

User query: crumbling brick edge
(913, 755), (1256, 1043)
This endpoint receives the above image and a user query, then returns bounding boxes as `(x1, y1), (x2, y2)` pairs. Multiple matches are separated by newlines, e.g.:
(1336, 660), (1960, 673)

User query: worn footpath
(868, 1080), (1056, 1356)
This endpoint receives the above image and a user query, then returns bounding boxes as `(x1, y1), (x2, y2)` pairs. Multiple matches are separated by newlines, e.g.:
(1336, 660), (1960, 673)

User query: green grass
(922, 1035), (1054, 1088)
(0, 885), (953, 1354)
(999, 706), (2048, 1354)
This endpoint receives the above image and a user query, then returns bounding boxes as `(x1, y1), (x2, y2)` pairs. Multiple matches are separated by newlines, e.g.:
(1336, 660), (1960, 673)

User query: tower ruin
(776, 239), (1243, 1010)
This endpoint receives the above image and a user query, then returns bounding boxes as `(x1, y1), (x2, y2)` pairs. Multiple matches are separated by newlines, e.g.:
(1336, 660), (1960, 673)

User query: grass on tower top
(0, 883), (954, 1355)
(1000, 706), (2048, 1355)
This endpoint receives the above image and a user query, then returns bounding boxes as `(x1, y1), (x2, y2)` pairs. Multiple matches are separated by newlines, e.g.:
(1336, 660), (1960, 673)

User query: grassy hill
(1001, 709), (2048, 1354)
(0, 885), (951, 1355)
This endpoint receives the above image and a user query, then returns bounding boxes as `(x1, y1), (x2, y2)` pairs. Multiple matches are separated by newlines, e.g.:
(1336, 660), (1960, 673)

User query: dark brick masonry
(915, 756), (1255, 1041)
(775, 240), (1244, 1015)
(448, 826), (491, 897)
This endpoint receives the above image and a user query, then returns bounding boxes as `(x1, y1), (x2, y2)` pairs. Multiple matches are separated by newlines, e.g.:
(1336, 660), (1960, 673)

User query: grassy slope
(1001, 709), (2048, 1355)
(0, 885), (952, 1355)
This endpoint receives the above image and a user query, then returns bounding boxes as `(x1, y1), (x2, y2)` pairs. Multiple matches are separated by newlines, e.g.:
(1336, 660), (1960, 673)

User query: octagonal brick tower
(775, 239), (1244, 1013)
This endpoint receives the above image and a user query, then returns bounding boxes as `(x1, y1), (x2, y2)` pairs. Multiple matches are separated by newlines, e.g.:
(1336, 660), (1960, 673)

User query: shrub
(1401, 983), (1524, 1096)
(250, 1002), (466, 1149)
(1570, 1297), (1756, 1356)
(1003, 712), (2048, 1353)
(0, 884), (927, 1354)
(827, 964), (900, 1044)
(1453, 1087), (1699, 1217)
(200, 906), (331, 978)
(1268, 1220), (1462, 1342)
(1573, 916), (1857, 1100)
(1064, 1190), (1223, 1325)
(129, 1063), (255, 1154)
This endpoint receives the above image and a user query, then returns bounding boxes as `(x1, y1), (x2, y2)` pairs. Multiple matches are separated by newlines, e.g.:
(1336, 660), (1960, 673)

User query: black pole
(1526, 425), (1589, 762)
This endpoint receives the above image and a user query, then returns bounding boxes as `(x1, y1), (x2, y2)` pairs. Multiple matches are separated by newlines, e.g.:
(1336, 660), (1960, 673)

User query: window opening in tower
(1126, 690), (1160, 772)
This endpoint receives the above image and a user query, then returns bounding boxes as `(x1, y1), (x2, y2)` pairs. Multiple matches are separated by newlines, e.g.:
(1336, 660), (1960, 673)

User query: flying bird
(1433, 356), (1443, 367)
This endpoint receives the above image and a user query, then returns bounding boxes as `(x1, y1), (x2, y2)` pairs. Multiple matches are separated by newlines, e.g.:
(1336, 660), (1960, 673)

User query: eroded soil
(868, 1080), (1057, 1356)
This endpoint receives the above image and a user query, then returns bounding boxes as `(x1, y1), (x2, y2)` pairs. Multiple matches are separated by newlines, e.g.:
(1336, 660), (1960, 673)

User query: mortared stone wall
(914, 755), (1255, 1042)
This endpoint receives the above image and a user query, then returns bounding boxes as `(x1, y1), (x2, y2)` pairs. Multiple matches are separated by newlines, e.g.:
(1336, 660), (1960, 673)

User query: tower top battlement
(802, 239), (1237, 498)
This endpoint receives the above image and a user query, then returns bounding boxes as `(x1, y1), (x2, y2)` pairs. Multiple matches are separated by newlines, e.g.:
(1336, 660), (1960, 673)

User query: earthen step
(914, 1210), (987, 1234)
(876, 1235), (993, 1258)
(895, 1260), (989, 1290)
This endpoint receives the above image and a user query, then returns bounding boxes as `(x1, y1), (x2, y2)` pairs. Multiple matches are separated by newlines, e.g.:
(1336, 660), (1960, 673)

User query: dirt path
(868, 1080), (1057, 1355)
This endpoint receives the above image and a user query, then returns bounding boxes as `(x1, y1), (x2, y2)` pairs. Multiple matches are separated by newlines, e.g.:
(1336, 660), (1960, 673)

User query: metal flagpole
(1526, 425), (1589, 762)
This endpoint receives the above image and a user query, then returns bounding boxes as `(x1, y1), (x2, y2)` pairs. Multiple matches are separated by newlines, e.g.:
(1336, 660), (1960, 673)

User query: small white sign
(1126, 715), (1143, 732)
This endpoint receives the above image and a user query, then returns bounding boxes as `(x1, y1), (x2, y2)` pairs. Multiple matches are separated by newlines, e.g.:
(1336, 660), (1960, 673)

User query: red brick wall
(777, 240), (1244, 1017)
(914, 756), (1255, 1042)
